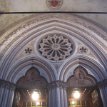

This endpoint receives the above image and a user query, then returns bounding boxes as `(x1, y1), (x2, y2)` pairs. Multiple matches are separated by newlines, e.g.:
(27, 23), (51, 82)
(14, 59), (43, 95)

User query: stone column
(0, 80), (15, 107)
(99, 86), (107, 107)
(48, 81), (68, 107)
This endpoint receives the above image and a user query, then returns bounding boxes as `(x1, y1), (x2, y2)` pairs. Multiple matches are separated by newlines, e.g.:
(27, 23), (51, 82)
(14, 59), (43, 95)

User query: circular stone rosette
(38, 33), (74, 61)
(46, 0), (63, 9)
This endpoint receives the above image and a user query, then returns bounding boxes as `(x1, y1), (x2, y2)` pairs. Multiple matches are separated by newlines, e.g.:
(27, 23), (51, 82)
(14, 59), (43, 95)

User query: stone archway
(12, 67), (48, 107)
(67, 66), (103, 107)
(0, 14), (107, 107)
(67, 66), (96, 88)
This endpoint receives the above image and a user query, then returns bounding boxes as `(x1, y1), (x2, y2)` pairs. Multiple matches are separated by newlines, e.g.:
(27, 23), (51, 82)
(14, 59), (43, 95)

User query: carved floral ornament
(38, 33), (74, 61)
(46, 0), (63, 9)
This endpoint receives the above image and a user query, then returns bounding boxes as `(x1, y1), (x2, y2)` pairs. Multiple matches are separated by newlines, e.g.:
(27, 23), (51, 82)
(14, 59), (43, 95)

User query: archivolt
(5, 57), (56, 83)
(0, 14), (107, 80)
(59, 56), (106, 82)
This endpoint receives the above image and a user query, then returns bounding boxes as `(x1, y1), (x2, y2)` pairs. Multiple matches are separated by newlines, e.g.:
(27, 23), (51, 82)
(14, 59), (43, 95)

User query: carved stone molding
(0, 79), (15, 90)
(1, 13), (107, 53)
(0, 14), (106, 59)
(46, 0), (63, 9)
(1, 14), (107, 80)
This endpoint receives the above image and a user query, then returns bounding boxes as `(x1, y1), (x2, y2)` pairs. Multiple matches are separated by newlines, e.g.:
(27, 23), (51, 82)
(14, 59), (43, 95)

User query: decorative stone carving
(1, 14), (107, 56)
(38, 33), (74, 61)
(25, 47), (32, 54)
(17, 67), (48, 89)
(79, 45), (89, 54)
(79, 46), (88, 53)
(46, 0), (63, 9)
(0, 79), (15, 90)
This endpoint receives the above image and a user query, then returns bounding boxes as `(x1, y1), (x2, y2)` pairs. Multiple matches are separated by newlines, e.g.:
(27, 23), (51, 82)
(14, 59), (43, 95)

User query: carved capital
(48, 81), (67, 89)
(0, 79), (16, 90)
(97, 79), (107, 88)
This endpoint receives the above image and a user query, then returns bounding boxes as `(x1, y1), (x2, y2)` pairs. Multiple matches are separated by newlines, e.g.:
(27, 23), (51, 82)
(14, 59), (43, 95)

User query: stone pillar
(99, 86), (107, 107)
(48, 81), (68, 107)
(0, 80), (15, 107)
(0, 87), (5, 106)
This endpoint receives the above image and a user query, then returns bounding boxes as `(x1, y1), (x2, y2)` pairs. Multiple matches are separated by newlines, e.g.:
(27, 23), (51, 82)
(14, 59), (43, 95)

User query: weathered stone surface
(0, 0), (107, 12)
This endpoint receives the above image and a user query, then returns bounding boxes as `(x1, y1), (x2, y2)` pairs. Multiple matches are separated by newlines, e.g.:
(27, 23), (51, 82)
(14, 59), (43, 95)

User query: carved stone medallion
(38, 33), (74, 61)
(46, 0), (63, 9)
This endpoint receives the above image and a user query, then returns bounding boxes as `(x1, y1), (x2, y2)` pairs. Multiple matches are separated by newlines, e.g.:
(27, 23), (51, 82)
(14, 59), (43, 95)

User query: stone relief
(78, 45), (89, 54)
(1, 14), (107, 57)
(46, 0), (63, 9)
(38, 33), (74, 61)
(25, 47), (32, 54)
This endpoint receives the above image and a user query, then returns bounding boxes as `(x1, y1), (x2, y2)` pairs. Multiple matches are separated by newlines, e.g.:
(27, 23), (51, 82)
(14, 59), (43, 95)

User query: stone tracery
(38, 33), (74, 61)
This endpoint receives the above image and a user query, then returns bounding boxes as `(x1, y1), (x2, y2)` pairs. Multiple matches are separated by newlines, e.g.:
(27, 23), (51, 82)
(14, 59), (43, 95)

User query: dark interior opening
(12, 67), (48, 107)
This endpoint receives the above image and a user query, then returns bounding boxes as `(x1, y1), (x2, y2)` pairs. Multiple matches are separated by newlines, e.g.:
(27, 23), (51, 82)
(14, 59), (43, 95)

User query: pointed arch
(0, 14), (107, 80)
(6, 57), (56, 83)
(67, 66), (96, 88)
(59, 56), (106, 82)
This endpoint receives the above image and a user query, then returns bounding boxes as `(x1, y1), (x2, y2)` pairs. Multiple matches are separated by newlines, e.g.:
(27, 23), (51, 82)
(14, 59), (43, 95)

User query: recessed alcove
(12, 67), (48, 107)
(67, 66), (103, 107)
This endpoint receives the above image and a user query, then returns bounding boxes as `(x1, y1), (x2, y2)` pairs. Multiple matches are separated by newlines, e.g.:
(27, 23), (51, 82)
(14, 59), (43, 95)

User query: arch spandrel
(1, 14), (107, 53)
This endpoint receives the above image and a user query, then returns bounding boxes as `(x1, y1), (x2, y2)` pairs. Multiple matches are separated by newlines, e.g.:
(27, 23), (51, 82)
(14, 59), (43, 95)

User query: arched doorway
(12, 67), (48, 107)
(67, 66), (103, 107)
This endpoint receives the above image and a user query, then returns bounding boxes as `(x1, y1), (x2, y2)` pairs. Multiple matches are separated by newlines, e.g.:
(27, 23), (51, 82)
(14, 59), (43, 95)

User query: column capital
(48, 80), (67, 89)
(0, 79), (16, 90)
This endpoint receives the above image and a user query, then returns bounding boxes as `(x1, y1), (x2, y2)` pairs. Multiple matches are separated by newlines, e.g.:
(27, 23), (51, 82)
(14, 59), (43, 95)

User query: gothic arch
(0, 57), (55, 107)
(13, 67), (48, 107)
(0, 14), (107, 80)
(59, 56), (106, 82)
(67, 66), (96, 88)
(67, 66), (103, 107)
(6, 56), (56, 83)
(0, 14), (107, 107)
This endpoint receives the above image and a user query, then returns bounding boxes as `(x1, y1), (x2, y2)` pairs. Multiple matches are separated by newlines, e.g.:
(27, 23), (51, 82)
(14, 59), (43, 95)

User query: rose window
(38, 33), (74, 61)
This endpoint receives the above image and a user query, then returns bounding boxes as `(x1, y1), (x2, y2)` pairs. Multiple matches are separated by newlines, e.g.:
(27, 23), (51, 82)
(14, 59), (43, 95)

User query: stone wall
(0, 0), (107, 36)
(0, 0), (107, 12)
(0, 14), (107, 35)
